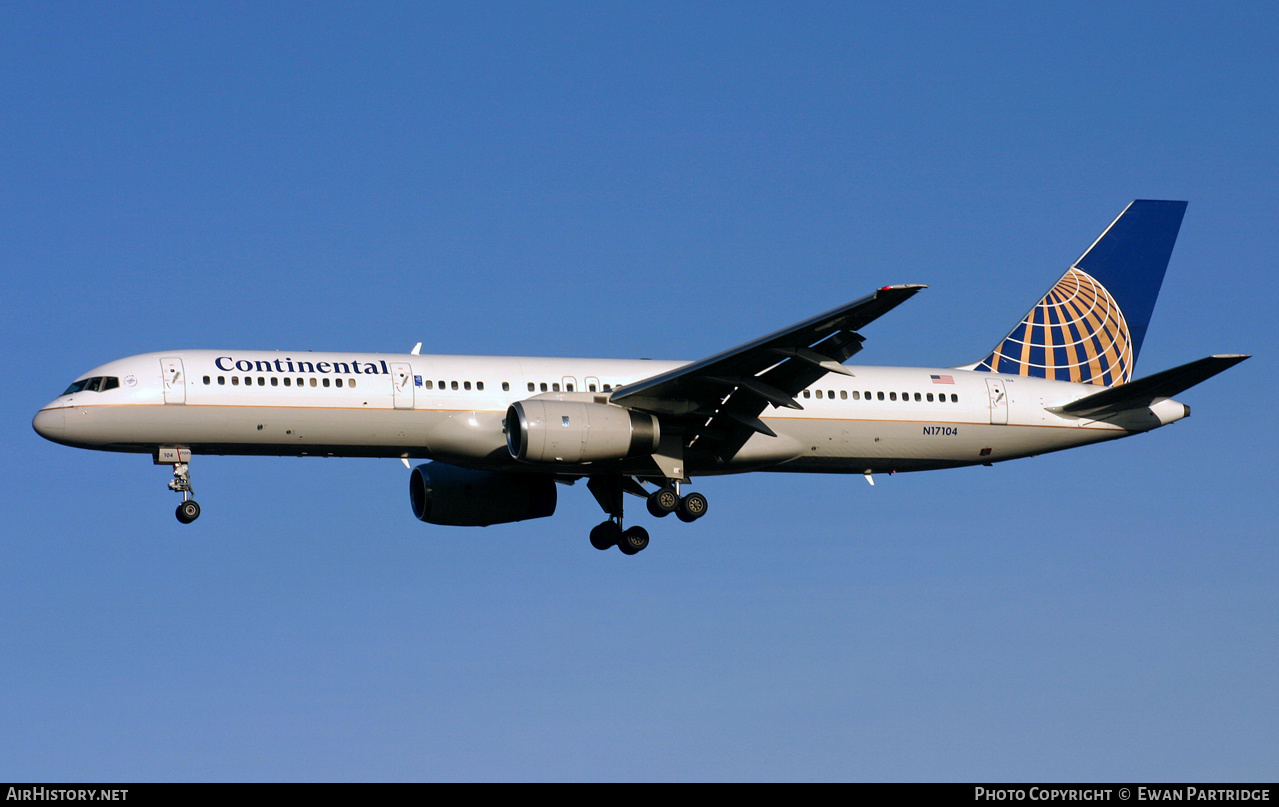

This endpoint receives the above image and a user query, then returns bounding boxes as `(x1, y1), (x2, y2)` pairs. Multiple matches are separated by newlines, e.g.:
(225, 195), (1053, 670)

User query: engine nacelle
(408, 461), (556, 527)
(506, 400), (660, 464)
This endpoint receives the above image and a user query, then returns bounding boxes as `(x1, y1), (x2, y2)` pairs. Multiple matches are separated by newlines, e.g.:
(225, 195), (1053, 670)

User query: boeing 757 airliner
(33, 201), (1248, 554)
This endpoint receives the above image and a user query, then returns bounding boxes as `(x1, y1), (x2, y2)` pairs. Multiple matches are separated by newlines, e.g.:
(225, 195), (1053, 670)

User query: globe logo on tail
(975, 268), (1132, 386)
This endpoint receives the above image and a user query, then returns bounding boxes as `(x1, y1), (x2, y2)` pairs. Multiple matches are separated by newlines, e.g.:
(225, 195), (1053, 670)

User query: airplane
(32, 200), (1248, 555)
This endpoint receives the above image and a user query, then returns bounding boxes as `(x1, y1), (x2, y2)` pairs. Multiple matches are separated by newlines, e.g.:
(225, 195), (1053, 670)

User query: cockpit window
(61, 376), (119, 395)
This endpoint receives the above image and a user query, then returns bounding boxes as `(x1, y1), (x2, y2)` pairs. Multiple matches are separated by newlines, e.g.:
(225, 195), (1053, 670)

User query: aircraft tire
(590, 521), (620, 550)
(617, 526), (649, 555)
(646, 487), (678, 518)
(176, 500), (201, 524)
(676, 492), (707, 523)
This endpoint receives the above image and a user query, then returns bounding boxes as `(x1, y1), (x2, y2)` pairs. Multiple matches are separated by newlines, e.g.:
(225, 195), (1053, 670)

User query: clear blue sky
(3, 2), (1276, 781)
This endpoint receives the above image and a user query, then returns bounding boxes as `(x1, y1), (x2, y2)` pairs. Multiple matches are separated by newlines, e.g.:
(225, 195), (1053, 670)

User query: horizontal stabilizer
(1049, 354), (1249, 419)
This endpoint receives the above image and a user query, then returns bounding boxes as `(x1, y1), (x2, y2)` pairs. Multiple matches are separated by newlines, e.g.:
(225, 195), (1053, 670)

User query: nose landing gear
(157, 448), (200, 524)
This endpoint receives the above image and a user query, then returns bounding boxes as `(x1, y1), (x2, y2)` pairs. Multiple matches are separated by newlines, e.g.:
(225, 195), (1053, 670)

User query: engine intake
(409, 461), (556, 526)
(506, 400), (660, 464)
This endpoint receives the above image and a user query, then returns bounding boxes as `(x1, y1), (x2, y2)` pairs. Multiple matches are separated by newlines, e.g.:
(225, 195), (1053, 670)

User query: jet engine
(506, 400), (659, 464)
(409, 461), (556, 526)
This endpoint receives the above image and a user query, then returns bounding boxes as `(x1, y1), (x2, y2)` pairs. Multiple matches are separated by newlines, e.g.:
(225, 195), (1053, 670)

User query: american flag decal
(930, 374), (955, 384)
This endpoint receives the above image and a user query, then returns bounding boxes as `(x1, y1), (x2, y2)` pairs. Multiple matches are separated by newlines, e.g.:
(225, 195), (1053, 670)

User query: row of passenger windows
(201, 375), (619, 394)
(527, 381), (614, 393)
(203, 375), (357, 389)
(423, 379), (488, 391)
(199, 373), (958, 404)
(420, 380), (616, 393)
(802, 388), (960, 403)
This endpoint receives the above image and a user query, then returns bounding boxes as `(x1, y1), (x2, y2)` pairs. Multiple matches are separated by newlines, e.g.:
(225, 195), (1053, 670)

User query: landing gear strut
(165, 457), (201, 524)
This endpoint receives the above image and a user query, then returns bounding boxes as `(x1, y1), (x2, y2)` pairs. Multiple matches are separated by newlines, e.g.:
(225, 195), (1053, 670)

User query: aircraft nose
(32, 407), (65, 440)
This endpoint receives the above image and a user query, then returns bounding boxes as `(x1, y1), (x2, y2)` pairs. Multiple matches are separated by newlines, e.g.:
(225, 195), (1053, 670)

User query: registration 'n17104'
(922, 426), (958, 436)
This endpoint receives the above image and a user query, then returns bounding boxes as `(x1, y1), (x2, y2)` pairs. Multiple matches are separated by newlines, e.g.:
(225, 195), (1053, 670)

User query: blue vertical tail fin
(970, 199), (1187, 386)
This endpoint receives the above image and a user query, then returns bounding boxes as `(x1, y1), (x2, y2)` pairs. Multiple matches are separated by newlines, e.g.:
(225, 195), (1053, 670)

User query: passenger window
(284, 378), (291, 387)
(477, 382), (484, 391)
(951, 394), (958, 403)
(877, 391), (884, 400)
(218, 376), (225, 385)
(566, 383), (574, 392)
(349, 379), (356, 388)
(552, 383), (560, 392)
(541, 383), (548, 392)
(588, 384), (597, 392)
(603, 384), (612, 392)
(502, 382), (509, 392)
(850, 391), (859, 400)
(803, 390), (811, 398)
(271, 377), (278, 386)
(297, 378), (304, 387)
(322, 378), (330, 388)
(335, 378), (343, 388)
(815, 390), (822, 399)
(203, 376), (210, 385)
(310, 378), (317, 388)
(439, 380), (445, 389)
(889, 392), (897, 401)
(232, 377), (240, 386)
(926, 392), (933, 402)
(423, 380), (432, 390)
(528, 383), (535, 392)
(914, 392), (921, 401)
(257, 377), (264, 386)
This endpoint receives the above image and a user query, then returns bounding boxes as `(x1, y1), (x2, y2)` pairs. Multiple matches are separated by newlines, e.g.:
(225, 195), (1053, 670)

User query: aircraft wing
(611, 284), (926, 461)
(1049, 354), (1250, 420)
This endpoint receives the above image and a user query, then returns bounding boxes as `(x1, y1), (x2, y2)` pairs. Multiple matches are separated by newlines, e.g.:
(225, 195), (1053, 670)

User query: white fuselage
(32, 349), (1190, 478)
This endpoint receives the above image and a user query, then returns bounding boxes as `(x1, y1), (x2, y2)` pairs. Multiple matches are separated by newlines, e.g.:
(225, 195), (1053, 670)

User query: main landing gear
(586, 477), (707, 556)
(645, 485), (708, 523)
